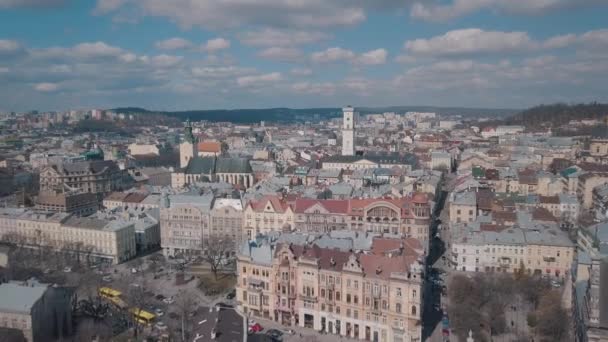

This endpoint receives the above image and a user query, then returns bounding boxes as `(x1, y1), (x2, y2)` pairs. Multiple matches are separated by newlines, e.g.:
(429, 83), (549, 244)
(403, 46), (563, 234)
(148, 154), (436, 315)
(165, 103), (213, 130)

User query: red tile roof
(293, 199), (350, 214)
(197, 141), (221, 153)
(248, 195), (291, 213)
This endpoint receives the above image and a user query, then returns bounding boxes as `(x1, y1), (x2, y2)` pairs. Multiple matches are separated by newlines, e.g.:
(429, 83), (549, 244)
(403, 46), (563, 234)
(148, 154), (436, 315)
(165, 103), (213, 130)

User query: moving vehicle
(98, 287), (127, 309)
(130, 308), (156, 326)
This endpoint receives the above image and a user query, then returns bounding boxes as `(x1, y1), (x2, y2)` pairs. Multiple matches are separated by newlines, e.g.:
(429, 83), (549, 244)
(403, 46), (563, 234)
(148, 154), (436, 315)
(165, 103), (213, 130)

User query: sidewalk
(248, 316), (360, 342)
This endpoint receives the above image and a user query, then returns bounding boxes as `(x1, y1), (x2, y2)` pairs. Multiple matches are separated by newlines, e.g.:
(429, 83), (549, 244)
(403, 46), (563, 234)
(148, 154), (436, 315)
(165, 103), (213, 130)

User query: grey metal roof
(322, 152), (417, 166)
(0, 281), (47, 314)
(216, 157), (252, 174)
(184, 157), (216, 174)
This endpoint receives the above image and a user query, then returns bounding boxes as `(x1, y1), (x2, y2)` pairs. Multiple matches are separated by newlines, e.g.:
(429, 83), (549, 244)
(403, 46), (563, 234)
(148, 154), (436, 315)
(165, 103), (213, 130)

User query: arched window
(411, 305), (417, 315)
(396, 303), (402, 313)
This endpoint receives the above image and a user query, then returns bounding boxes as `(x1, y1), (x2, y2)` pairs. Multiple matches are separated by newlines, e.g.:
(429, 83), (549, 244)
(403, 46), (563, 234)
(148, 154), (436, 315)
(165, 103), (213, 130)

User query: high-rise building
(342, 106), (356, 156)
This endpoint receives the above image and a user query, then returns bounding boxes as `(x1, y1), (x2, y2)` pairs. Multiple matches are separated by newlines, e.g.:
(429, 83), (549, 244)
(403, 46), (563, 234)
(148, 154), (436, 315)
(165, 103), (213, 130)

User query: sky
(0, 0), (608, 112)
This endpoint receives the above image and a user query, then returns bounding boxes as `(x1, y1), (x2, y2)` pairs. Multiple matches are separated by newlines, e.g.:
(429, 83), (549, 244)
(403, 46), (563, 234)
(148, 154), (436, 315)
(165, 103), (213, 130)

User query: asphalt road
(217, 306), (245, 342)
(422, 190), (448, 341)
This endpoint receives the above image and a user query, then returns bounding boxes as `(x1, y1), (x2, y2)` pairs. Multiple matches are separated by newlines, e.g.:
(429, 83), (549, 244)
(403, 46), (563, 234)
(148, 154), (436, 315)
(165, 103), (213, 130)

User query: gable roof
(197, 141), (222, 153)
(293, 199), (350, 214)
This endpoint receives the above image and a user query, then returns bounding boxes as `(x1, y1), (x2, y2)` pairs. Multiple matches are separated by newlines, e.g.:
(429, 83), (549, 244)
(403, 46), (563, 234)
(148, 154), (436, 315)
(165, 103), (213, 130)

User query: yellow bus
(130, 308), (156, 326)
(99, 287), (127, 309)
(99, 287), (122, 298)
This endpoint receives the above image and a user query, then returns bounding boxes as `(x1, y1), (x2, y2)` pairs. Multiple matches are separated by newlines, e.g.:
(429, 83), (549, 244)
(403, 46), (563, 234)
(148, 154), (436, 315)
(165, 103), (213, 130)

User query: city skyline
(0, 0), (608, 111)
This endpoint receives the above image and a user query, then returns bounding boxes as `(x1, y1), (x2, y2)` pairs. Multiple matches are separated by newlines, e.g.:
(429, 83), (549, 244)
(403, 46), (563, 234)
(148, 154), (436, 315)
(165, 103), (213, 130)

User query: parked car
(266, 329), (284, 341)
(163, 297), (175, 304)
(248, 323), (263, 334)
(155, 321), (167, 330)
(155, 294), (165, 301)
(63, 267), (72, 273)
(154, 308), (164, 317)
(226, 289), (236, 300)
(102, 276), (113, 282)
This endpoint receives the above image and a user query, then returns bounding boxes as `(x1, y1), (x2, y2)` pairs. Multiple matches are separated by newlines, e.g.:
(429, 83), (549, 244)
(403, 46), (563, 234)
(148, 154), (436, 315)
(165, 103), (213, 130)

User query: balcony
(276, 298), (291, 312)
(543, 256), (556, 263)
(299, 294), (318, 303)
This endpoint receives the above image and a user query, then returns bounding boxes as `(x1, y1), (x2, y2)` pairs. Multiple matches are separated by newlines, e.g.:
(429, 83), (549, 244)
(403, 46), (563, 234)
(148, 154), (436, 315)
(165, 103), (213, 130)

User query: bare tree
(203, 237), (233, 280)
(123, 276), (151, 339)
(175, 291), (197, 341)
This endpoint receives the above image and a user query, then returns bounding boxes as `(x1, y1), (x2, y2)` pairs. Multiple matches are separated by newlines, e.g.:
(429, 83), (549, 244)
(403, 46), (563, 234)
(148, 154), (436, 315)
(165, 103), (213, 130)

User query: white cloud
(405, 29), (536, 56)
(145, 54), (183, 68)
(292, 81), (336, 95)
(410, 0), (604, 22)
(155, 37), (192, 50)
(191, 66), (255, 79)
(543, 34), (577, 49)
(524, 55), (557, 67)
(257, 47), (301, 62)
(311, 47), (356, 63)
(237, 72), (283, 87)
(0, 40), (23, 56)
(71, 41), (125, 59)
(94, 0), (370, 29)
(33, 82), (59, 92)
(202, 38), (231, 53)
(312, 47), (390, 66)
(355, 48), (388, 65)
(580, 29), (608, 46)
(119, 53), (137, 63)
(239, 29), (330, 47)
(290, 68), (313, 76)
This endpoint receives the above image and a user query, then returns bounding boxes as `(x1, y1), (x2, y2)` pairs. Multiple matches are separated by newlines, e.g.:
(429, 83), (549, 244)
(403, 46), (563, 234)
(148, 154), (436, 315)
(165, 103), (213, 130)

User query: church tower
(180, 119), (197, 168)
(341, 106), (356, 156)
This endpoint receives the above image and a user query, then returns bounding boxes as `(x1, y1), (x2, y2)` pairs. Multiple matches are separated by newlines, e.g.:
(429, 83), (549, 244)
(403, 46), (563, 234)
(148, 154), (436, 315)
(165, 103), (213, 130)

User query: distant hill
(112, 105), (519, 124)
(506, 103), (608, 129)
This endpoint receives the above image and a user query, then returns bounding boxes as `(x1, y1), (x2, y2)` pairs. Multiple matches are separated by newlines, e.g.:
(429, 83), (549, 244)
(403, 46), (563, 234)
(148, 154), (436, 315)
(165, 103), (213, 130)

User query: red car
(248, 323), (263, 334)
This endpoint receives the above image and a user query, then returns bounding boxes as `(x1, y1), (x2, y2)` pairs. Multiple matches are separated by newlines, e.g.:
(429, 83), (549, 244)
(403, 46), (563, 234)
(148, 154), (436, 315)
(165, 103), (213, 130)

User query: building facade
(236, 237), (425, 342)
(243, 196), (294, 240)
(0, 208), (136, 264)
(39, 160), (124, 199)
(159, 193), (213, 257)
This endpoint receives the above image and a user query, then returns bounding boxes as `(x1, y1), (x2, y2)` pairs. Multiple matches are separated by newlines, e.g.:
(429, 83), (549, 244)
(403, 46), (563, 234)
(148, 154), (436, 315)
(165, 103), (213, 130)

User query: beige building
(448, 191), (477, 224)
(210, 198), (244, 246)
(159, 193), (213, 257)
(243, 196), (294, 240)
(451, 225), (575, 278)
(0, 208), (136, 264)
(39, 160), (124, 199)
(237, 236), (425, 342)
(0, 279), (73, 342)
(35, 189), (98, 216)
(128, 143), (161, 156)
(590, 138), (608, 157)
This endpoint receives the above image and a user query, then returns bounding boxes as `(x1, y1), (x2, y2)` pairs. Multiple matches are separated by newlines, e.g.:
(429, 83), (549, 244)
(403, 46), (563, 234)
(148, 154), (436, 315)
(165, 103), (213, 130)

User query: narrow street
(422, 189), (448, 341)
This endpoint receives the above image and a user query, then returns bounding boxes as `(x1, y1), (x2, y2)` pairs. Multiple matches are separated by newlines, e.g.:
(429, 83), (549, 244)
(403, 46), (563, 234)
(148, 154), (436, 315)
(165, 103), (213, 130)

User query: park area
(447, 271), (570, 342)
(0, 244), (238, 341)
